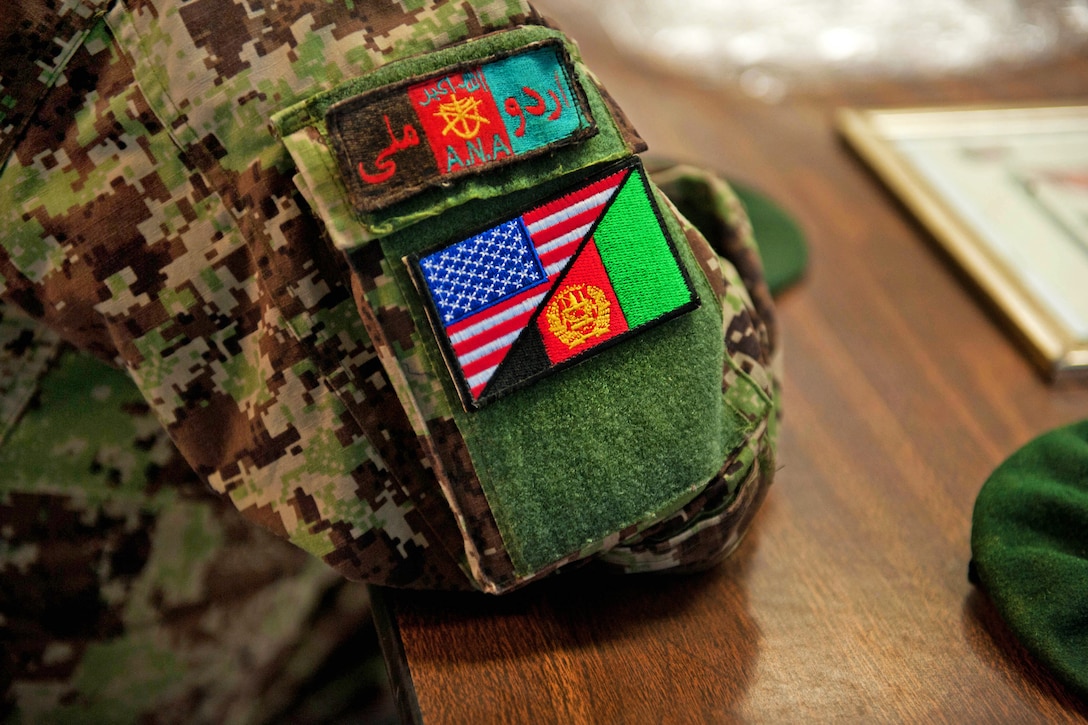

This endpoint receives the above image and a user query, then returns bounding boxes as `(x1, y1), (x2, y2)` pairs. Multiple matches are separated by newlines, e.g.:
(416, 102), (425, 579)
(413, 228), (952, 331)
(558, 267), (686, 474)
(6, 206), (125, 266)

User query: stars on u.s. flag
(419, 220), (546, 324)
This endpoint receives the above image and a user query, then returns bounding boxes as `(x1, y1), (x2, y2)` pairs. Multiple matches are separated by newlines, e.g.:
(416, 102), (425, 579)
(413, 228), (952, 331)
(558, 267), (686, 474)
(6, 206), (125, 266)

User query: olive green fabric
(646, 160), (806, 297)
(382, 170), (729, 575)
(0, 343), (390, 723)
(731, 183), (807, 296)
(971, 419), (1088, 701)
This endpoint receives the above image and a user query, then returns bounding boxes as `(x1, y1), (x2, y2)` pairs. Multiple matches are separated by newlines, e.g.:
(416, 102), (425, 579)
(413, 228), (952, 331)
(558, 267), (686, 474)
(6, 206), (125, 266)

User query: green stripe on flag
(593, 170), (690, 327)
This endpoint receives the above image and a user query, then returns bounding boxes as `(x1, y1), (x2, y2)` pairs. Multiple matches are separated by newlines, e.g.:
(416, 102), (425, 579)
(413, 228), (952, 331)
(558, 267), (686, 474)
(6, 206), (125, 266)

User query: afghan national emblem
(545, 283), (611, 349)
(433, 93), (490, 139)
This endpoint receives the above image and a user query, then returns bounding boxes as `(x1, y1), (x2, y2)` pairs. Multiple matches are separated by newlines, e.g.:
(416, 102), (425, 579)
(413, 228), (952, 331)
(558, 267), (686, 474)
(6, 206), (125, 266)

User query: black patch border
(406, 156), (700, 412)
(326, 39), (597, 215)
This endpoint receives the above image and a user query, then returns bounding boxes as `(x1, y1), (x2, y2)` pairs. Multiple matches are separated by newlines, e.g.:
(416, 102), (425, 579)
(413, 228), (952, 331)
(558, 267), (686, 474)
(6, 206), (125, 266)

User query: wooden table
(371, 13), (1088, 722)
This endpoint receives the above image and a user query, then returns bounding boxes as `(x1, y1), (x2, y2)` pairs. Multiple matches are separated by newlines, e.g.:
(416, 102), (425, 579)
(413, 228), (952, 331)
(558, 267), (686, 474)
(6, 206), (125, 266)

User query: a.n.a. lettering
(445, 134), (513, 172)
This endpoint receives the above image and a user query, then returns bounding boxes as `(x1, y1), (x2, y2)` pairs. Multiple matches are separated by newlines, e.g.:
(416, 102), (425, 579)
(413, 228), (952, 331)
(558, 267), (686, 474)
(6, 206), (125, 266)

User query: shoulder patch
(326, 40), (596, 213)
(408, 158), (700, 410)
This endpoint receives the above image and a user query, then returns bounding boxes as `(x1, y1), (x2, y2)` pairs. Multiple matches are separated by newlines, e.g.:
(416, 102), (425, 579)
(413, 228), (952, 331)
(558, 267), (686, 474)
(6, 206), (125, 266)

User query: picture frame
(837, 103), (1088, 381)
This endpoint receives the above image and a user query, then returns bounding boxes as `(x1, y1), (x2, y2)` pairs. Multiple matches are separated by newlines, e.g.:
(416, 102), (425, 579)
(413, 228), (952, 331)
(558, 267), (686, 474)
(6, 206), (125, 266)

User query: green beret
(971, 419), (1088, 701)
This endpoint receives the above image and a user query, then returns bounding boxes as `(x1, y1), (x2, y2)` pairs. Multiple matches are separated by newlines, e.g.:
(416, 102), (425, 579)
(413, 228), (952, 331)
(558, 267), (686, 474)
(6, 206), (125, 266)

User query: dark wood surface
(373, 14), (1088, 723)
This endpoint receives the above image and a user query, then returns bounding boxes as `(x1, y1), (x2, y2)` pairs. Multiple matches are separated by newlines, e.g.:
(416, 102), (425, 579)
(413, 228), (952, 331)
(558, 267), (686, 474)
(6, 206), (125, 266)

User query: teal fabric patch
(484, 47), (587, 155)
(325, 39), (594, 213)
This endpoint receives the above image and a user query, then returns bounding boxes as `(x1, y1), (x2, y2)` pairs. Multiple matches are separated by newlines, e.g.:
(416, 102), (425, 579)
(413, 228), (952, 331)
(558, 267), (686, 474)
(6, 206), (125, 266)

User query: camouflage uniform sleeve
(0, 330), (383, 722)
(1, 0), (548, 591)
(0, 0), (779, 593)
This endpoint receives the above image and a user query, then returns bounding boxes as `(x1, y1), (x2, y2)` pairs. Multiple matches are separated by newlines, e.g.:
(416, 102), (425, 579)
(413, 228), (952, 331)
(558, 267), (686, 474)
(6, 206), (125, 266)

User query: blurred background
(534, 0), (1088, 102)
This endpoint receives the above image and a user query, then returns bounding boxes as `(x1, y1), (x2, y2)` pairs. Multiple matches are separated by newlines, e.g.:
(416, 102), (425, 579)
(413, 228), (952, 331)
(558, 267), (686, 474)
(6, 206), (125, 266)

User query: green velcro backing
(971, 419), (1088, 701)
(383, 164), (729, 575)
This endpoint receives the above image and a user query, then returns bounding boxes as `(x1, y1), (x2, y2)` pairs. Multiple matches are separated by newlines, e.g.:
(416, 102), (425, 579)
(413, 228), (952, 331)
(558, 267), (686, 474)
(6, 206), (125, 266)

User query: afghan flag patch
(326, 39), (596, 213)
(409, 159), (699, 409)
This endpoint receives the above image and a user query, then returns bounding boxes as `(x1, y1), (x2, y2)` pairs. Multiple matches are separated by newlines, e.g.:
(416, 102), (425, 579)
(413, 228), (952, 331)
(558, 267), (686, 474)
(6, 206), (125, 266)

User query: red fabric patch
(537, 241), (629, 365)
(407, 70), (514, 175)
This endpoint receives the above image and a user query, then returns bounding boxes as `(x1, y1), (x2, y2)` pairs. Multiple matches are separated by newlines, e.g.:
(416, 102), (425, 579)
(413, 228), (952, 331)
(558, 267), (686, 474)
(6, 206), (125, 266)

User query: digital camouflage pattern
(0, 309), (388, 723)
(1, 0), (779, 713)
(1, 0), (548, 595)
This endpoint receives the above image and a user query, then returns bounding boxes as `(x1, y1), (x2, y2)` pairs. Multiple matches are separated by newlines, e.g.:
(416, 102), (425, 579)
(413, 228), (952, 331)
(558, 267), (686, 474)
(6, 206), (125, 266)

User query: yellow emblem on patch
(433, 93), (490, 139)
(545, 283), (611, 349)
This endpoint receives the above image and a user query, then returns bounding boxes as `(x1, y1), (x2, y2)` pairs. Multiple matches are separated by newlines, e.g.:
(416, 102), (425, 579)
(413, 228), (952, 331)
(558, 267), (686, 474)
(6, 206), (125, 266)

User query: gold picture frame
(837, 103), (1088, 381)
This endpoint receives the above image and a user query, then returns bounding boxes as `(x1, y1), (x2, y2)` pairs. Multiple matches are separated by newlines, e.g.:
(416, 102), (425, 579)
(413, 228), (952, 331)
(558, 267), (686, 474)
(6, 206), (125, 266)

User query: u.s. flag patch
(409, 158), (699, 409)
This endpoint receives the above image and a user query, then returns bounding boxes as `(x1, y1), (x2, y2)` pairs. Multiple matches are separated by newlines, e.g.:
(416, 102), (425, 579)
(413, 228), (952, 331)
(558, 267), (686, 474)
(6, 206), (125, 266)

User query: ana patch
(326, 40), (596, 213)
(409, 159), (699, 410)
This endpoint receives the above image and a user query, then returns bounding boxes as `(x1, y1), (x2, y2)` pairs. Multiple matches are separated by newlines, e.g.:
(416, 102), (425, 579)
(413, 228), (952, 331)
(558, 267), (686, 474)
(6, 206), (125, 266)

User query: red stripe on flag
(521, 168), (627, 227)
(463, 345), (515, 389)
(526, 204), (605, 246)
(453, 306), (535, 362)
(443, 167), (629, 399)
(446, 283), (545, 338)
(538, 242), (580, 271)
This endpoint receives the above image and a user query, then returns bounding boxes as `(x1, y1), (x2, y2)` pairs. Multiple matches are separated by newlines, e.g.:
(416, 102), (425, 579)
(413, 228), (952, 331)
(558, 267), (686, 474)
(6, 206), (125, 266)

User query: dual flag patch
(410, 160), (699, 409)
(326, 40), (595, 213)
